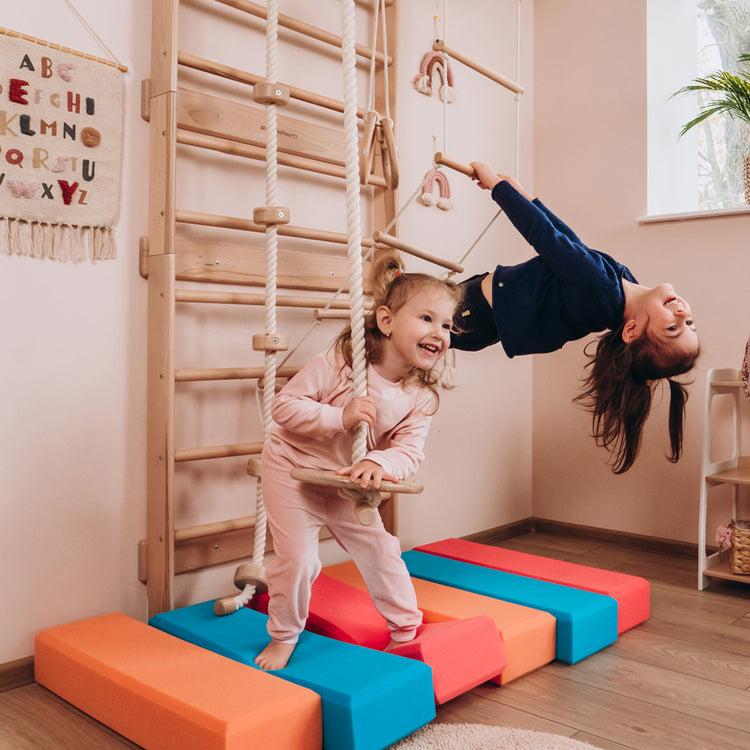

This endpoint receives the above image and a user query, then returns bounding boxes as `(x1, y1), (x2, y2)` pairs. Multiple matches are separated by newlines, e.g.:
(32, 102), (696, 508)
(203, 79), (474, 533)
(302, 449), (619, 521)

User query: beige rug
(389, 723), (603, 749)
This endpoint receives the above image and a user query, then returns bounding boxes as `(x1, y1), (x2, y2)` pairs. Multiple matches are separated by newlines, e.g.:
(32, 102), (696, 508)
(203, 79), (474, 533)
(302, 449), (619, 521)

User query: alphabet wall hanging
(0, 27), (126, 261)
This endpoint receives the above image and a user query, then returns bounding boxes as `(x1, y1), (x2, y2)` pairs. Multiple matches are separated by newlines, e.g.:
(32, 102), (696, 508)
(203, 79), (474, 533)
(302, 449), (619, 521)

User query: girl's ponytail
(575, 325), (696, 473)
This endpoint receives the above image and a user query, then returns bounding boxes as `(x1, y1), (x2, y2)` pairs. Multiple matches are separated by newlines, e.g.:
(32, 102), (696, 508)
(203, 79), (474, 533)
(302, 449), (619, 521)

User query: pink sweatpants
(261, 448), (423, 645)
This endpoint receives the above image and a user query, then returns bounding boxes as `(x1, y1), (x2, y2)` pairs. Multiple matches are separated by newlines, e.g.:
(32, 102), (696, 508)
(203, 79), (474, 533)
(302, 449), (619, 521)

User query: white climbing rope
(341, 0), (368, 465)
(228, 0), (281, 613)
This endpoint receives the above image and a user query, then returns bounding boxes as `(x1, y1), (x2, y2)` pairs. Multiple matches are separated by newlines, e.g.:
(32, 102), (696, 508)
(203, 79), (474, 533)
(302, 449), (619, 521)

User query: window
(648, 0), (750, 215)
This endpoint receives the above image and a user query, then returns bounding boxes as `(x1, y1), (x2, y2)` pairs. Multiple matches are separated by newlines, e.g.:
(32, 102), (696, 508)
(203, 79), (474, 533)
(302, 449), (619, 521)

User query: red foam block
(415, 538), (649, 633)
(389, 617), (507, 704)
(256, 573), (506, 703)
(253, 574), (392, 650)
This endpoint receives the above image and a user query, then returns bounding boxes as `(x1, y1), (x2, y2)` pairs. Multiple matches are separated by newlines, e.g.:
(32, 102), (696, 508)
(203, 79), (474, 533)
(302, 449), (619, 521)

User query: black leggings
(450, 273), (501, 352)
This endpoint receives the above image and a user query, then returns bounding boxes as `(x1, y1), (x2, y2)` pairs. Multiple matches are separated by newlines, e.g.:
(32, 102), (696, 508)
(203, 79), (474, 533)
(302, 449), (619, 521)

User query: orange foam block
(324, 561), (556, 685)
(415, 538), (650, 633)
(35, 613), (322, 750)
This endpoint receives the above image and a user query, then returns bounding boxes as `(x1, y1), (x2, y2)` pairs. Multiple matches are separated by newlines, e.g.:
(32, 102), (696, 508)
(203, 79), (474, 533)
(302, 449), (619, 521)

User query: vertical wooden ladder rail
(146, 0), (179, 617)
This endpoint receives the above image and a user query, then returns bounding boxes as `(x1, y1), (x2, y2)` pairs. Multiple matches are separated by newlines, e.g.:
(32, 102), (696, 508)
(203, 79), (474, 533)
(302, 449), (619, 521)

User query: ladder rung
(214, 0), (392, 65)
(175, 442), (263, 462)
(176, 209), (377, 249)
(175, 366), (299, 382)
(175, 289), (352, 309)
(175, 514), (258, 542)
(177, 51), (364, 118)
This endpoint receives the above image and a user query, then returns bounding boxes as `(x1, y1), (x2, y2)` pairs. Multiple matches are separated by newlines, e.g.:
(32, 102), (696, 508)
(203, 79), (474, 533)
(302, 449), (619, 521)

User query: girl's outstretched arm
(470, 162), (534, 200)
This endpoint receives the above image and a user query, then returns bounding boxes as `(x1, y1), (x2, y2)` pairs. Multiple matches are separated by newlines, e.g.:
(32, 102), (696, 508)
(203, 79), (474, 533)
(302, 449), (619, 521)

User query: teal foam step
(150, 601), (435, 750)
(401, 550), (618, 664)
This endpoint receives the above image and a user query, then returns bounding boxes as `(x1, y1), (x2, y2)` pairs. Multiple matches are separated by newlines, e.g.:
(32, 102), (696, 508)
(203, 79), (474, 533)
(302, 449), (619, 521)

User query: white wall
(1, 0), (534, 662)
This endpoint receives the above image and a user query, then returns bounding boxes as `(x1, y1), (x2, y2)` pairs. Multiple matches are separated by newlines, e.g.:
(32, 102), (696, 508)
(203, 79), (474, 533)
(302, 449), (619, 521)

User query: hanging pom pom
(419, 190), (438, 207)
(438, 349), (460, 389)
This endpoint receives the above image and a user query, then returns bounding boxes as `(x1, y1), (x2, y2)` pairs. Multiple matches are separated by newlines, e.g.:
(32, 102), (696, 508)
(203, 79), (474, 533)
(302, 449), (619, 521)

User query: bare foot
(384, 638), (403, 652)
(254, 640), (296, 671)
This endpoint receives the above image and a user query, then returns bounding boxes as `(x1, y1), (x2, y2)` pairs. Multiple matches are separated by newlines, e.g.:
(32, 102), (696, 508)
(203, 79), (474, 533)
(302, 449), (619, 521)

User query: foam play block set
(254, 572), (507, 703)
(415, 538), (650, 633)
(324, 560), (556, 684)
(35, 541), (644, 750)
(149, 600), (435, 750)
(35, 612), (322, 750)
(402, 549), (618, 664)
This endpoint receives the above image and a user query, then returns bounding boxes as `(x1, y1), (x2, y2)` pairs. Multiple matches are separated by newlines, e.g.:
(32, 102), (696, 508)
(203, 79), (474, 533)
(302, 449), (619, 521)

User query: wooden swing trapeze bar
(434, 152), (476, 178)
(289, 468), (423, 495)
(373, 231), (463, 274)
(433, 39), (525, 95)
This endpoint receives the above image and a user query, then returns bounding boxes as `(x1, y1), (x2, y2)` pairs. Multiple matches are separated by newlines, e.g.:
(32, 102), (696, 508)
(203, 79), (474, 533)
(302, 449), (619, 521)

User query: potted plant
(672, 53), (750, 205)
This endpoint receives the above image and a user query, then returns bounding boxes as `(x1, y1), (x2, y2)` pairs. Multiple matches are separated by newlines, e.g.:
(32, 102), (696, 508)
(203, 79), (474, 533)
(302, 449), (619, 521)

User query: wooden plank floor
(2, 530), (750, 750)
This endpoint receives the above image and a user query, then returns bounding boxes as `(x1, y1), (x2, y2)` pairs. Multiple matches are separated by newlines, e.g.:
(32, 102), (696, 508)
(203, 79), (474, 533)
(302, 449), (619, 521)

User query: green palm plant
(672, 54), (750, 135)
(672, 54), (750, 205)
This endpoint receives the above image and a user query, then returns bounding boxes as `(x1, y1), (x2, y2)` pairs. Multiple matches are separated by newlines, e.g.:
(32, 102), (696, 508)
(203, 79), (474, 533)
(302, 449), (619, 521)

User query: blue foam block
(402, 550), (618, 664)
(150, 601), (435, 750)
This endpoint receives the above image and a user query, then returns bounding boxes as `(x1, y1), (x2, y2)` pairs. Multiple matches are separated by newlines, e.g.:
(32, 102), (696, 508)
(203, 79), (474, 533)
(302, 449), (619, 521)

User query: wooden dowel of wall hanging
(0, 26), (129, 73)
(178, 51), (366, 118)
(433, 40), (525, 95)
(176, 129), (388, 188)
(214, 0), (391, 65)
(373, 231), (464, 274)
(176, 209), (376, 249)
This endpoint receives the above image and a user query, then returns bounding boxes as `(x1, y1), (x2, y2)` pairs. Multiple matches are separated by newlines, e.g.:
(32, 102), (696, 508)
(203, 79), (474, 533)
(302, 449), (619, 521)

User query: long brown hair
(335, 252), (462, 410)
(574, 324), (700, 473)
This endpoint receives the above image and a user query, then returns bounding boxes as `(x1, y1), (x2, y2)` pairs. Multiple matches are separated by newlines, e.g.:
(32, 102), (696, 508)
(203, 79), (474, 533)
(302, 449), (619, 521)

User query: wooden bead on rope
(233, 562), (268, 594)
(253, 206), (290, 225)
(252, 82), (291, 105)
(252, 333), (289, 351)
(213, 562), (268, 617)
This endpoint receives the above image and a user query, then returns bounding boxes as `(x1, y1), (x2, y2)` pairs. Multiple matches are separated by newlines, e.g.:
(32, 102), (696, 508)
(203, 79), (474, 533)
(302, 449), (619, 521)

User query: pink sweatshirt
(266, 349), (435, 479)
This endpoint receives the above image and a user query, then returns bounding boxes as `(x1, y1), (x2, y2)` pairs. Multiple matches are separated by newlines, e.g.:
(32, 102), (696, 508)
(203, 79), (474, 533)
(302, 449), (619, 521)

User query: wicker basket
(730, 520), (750, 575)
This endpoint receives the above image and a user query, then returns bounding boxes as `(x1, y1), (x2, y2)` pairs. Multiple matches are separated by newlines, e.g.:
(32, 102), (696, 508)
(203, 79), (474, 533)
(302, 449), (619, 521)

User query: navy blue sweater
(483, 181), (637, 357)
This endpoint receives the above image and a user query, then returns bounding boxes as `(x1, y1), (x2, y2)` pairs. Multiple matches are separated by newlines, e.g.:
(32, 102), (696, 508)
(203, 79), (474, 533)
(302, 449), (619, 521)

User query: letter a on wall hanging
(0, 28), (125, 262)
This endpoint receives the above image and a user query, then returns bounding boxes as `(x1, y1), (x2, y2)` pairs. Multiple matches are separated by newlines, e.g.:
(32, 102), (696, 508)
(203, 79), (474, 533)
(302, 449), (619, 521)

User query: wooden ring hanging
(378, 117), (399, 190)
(359, 110), (379, 185)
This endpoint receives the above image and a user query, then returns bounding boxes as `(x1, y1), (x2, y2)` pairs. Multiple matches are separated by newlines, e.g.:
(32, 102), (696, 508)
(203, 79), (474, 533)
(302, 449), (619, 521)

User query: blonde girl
(255, 254), (461, 670)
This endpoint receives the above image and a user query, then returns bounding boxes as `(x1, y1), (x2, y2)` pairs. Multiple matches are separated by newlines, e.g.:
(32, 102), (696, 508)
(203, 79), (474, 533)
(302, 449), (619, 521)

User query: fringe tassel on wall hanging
(0, 219), (116, 263)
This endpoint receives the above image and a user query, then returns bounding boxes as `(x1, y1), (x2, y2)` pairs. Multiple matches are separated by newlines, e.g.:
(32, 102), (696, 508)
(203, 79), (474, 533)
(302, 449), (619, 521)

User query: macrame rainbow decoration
(412, 50), (456, 103)
(418, 167), (453, 211)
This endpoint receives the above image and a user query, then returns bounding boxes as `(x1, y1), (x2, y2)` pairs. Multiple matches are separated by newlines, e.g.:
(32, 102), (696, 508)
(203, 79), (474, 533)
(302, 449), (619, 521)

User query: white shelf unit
(698, 367), (750, 589)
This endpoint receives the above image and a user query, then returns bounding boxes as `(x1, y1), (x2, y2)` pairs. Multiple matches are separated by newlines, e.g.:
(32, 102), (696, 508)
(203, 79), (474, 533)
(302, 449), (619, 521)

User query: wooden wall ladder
(141, 0), (400, 618)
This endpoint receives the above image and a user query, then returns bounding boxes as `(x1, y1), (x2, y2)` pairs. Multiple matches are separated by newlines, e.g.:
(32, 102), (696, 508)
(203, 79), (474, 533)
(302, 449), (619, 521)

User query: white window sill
(638, 206), (750, 224)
